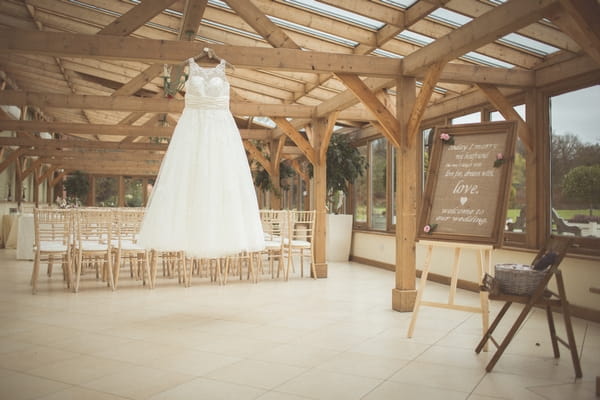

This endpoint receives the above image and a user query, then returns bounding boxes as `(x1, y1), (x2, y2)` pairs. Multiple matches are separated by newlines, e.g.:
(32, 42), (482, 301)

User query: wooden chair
(72, 208), (115, 292)
(113, 208), (152, 289)
(286, 210), (316, 280)
(31, 208), (73, 294)
(476, 235), (582, 378)
(259, 209), (288, 279)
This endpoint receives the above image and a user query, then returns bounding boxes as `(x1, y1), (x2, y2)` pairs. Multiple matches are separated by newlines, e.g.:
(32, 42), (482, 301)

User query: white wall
(351, 231), (600, 312)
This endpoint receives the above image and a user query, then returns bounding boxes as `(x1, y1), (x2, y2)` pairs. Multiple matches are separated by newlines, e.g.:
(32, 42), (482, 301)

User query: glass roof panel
(380, 0), (419, 9)
(397, 30), (434, 46)
(282, 0), (385, 30)
(372, 48), (403, 58)
(461, 51), (514, 68)
(269, 16), (359, 47)
(499, 33), (559, 56)
(428, 8), (472, 27)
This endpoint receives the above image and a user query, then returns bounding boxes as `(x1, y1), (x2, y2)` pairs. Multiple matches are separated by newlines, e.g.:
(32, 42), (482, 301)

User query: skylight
(397, 30), (434, 46)
(203, 20), (264, 41)
(462, 51), (514, 69)
(282, 0), (384, 30)
(499, 33), (559, 56)
(269, 16), (359, 47)
(428, 8), (472, 27)
(371, 48), (403, 58)
(380, 0), (419, 9)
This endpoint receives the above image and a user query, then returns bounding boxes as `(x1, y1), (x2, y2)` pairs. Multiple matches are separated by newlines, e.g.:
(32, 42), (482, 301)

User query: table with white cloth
(16, 214), (34, 260)
(1, 214), (18, 249)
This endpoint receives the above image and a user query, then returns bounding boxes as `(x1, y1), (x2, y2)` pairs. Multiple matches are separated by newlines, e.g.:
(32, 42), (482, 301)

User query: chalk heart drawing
(460, 196), (468, 205)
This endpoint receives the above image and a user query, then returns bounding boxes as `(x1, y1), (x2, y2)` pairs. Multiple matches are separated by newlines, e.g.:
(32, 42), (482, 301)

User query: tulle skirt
(138, 106), (265, 258)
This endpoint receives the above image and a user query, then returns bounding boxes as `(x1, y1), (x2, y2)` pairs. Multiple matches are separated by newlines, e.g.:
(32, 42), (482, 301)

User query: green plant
(63, 170), (89, 206)
(310, 133), (368, 213)
(253, 159), (295, 198)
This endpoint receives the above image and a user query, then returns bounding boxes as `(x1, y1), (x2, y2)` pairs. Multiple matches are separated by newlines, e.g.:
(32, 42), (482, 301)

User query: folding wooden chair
(476, 235), (582, 378)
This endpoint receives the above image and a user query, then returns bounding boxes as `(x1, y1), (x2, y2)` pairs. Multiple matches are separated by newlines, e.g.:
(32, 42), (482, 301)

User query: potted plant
(312, 133), (367, 261)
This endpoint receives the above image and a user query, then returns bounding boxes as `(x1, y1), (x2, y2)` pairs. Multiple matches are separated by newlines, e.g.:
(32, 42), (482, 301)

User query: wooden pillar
(311, 116), (335, 278)
(118, 175), (125, 207)
(89, 175), (96, 206)
(392, 76), (419, 312)
(15, 157), (22, 208)
(33, 165), (40, 207)
(270, 140), (282, 210)
(525, 88), (549, 249)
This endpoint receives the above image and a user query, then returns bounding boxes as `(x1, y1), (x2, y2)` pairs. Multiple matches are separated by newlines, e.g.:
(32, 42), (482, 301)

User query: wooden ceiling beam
(0, 29), (402, 77)
(549, 0), (600, 67)
(0, 120), (272, 140)
(272, 117), (317, 165)
(0, 90), (319, 118)
(335, 73), (401, 148)
(97, 0), (178, 37)
(179, 0), (208, 40)
(0, 137), (167, 151)
(402, 0), (561, 75)
(476, 83), (533, 151)
(243, 141), (273, 177)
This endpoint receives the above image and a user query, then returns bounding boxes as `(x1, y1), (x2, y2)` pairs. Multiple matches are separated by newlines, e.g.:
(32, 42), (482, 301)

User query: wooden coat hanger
(191, 47), (235, 70)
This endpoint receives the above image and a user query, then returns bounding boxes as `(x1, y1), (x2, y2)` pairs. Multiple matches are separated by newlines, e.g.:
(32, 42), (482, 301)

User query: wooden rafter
(179, 0), (208, 40)
(0, 148), (24, 174)
(406, 61), (446, 146)
(97, 0), (178, 37)
(0, 137), (167, 152)
(0, 120), (271, 140)
(336, 73), (400, 148)
(243, 141), (272, 177)
(272, 117), (316, 165)
(549, 0), (600, 67)
(476, 83), (533, 151)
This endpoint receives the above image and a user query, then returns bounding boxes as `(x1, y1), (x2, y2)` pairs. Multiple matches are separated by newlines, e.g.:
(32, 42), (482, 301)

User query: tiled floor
(0, 249), (598, 399)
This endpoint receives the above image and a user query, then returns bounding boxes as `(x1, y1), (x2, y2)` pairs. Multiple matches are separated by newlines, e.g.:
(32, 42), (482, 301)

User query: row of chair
(31, 208), (317, 293)
(32, 207), (150, 294)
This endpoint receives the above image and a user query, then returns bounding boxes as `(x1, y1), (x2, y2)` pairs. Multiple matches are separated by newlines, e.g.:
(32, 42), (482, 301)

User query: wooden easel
(407, 240), (492, 346)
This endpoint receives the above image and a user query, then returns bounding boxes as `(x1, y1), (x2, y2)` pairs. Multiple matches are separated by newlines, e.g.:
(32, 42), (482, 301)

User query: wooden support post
(310, 114), (337, 278)
(525, 88), (549, 249)
(118, 175), (125, 207)
(270, 140), (281, 210)
(392, 76), (418, 311)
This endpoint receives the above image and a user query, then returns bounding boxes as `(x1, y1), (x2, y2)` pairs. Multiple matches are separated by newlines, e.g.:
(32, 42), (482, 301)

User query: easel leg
(556, 271), (582, 378)
(448, 248), (461, 305)
(407, 245), (433, 338)
(478, 248), (491, 351)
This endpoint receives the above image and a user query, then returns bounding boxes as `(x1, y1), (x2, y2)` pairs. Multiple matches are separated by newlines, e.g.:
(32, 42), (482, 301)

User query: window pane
(506, 138), (527, 232)
(370, 138), (387, 230)
(95, 177), (118, 207)
(452, 111), (481, 125)
(124, 178), (143, 207)
(550, 85), (600, 238)
(353, 144), (368, 224)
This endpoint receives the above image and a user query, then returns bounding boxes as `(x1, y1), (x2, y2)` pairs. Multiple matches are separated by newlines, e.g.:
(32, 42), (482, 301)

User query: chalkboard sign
(417, 121), (517, 247)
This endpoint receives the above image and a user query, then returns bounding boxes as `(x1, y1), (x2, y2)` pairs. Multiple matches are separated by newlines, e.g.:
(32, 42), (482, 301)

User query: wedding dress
(139, 58), (265, 258)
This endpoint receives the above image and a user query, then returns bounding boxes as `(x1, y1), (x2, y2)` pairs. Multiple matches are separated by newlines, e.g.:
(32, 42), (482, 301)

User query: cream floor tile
(275, 369), (383, 400)
(415, 343), (492, 370)
(146, 348), (242, 376)
(473, 372), (574, 399)
(207, 359), (306, 389)
(191, 333), (278, 358)
(81, 365), (195, 400)
(255, 391), (314, 400)
(146, 377), (266, 400)
(289, 328), (369, 352)
(388, 360), (486, 392)
(316, 351), (407, 379)
(4, 325), (78, 347)
(251, 343), (340, 368)
(361, 380), (469, 400)
(0, 336), (32, 354)
(0, 345), (80, 372)
(89, 339), (185, 365)
(35, 386), (131, 400)
(0, 370), (71, 400)
(490, 352), (583, 381)
(46, 331), (133, 355)
(27, 354), (133, 385)
(528, 379), (598, 400)
(352, 335), (431, 360)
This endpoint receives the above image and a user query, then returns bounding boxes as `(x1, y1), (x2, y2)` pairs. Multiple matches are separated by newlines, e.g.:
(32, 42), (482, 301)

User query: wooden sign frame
(417, 121), (517, 248)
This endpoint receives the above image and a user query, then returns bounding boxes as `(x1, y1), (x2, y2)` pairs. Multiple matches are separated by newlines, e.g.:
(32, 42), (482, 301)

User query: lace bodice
(185, 58), (229, 109)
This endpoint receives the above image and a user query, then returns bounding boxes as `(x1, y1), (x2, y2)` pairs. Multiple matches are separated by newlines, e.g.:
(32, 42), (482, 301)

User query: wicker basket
(494, 264), (548, 295)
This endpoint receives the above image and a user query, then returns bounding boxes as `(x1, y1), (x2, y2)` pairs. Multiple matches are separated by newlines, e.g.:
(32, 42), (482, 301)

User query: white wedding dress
(139, 58), (265, 258)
